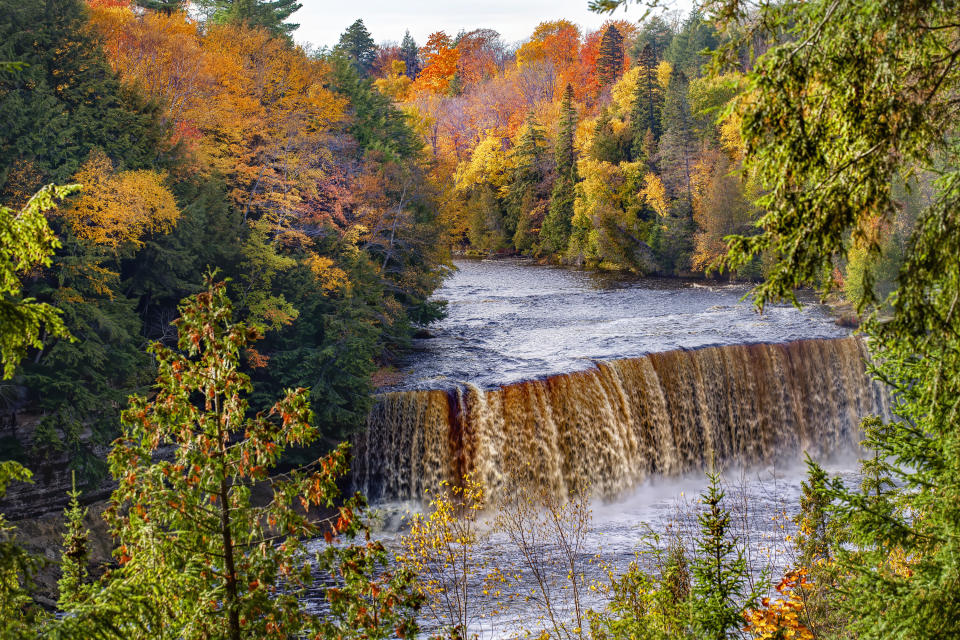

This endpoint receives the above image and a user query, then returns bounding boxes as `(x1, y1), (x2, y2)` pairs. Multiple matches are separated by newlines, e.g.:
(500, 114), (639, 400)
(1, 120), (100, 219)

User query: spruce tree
(209, 0), (302, 38)
(689, 472), (763, 640)
(399, 30), (421, 79)
(630, 43), (662, 160)
(541, 84), (578, 254)
(57, 471), (90, 610)
(596, 24), (625, 87)
(335, 19), (377, 77)
(506, 113), (549, 247)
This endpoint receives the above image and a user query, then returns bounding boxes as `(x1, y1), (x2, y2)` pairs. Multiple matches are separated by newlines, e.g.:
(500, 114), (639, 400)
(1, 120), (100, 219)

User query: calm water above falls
(391, 258), (849, 391)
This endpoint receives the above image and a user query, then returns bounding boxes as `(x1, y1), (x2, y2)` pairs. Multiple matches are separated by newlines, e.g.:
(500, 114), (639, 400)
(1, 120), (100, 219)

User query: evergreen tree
(590, 107), (632, 164)
(630, 15), (673, 63)
(0, 461), (43, 636)
(0, 185), (75, 380)
(690, 471), (763, 640)
(107, 278), (422, 640)
(712, 0), (960, 634)
(57, 471), (90, 610)
(541, 84), (578, 254)
(663, 9), (717, 80)
(327, 53), (419, 160)
(630, 43), (662, 158)
(596, 24), (625, 87)
(399, 30), (421, 79)
(0, 0), (166, 189)
(659, 66), (695, 201)
(335, 19), (378, 77)
(134, 0), (187, 15)
(209, 0), (302, 38)
(506, 113), (550, 249)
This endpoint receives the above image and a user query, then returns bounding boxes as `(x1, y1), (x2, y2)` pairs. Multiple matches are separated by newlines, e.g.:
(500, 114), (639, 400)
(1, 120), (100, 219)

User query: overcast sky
(291, 0), (665, 51)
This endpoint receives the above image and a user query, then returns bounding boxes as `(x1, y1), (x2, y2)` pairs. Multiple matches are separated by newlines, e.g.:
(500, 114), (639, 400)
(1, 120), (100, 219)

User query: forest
(2, 0), (960, 638)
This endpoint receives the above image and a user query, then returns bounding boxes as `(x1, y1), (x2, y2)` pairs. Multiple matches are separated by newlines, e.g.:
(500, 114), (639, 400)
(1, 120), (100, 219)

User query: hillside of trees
(3, 0), (960, 638)
(355, 10), (915, 290)
(0, 0), (449, 493)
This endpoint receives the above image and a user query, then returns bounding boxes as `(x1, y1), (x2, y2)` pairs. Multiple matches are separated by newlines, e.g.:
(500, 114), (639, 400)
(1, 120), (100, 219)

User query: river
(310, 259), (886, 637)
(385, 258), (849, 391)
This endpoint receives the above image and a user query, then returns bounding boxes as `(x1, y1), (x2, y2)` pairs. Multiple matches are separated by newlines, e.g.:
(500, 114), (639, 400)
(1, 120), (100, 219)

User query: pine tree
(134, 0), (187, 15)
(335, 19), (377, 77)
(399, 30), (421, 79)
(0, 0), (166, 188)
(596, 24), (625, 87)
(57, 471), (90, 610)
(507, 113), (549, 248)
(630, 43), (662, 159)
(210, 0), (302, 38)
(541, 84), (578, 254)
(689, 471), (763, 640)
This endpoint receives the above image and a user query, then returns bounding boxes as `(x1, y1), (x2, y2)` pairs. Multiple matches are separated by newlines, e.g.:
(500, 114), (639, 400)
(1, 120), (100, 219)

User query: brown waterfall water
(354, 336), (888, 502)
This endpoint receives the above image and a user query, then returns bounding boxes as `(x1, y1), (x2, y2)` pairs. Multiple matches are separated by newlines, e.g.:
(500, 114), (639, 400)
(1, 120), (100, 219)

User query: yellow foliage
(374, 59), (413, 100)
(639, 173), (669, 217)
(454, 134), (510, 191)
(63, 151), (180, 250)
(305, 253), (349, 292)
(656, 60), (673, 90)
(611, 66), (642, 115)
(396, 477), (488, 631)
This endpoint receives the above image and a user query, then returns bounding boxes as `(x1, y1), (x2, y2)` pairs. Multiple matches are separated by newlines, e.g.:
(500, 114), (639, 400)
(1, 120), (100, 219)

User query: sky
(291, 0), (657, 51)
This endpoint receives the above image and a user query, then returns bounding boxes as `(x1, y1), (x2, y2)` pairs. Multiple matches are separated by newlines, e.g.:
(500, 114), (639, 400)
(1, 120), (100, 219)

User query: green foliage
(541, 84), (578, 254)
(690, 471), (763, 640)
(399, 31), (421, 79)
(335, 19), (378, 77)
(203, 0), (302, 38)
(58, 471), (90, 610)
(0, 461), (45, 638)
(712, 0), (960, 311)
(134, 0), (188, 14)
(631, 44), (663, 150)
(328, 53), (421, 161)
(105, 278), (422, 639)
(0, 184), (76, 379)
(0, 0), (165, 188)
(588, 543), (690, 640)
(596, 25), (625, 87)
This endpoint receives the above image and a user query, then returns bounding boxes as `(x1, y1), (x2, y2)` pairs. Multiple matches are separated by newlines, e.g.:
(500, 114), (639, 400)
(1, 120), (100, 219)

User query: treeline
(349, 13), (750, 275)
(0, 0), (449, 488)
(358, 11), (914, 291)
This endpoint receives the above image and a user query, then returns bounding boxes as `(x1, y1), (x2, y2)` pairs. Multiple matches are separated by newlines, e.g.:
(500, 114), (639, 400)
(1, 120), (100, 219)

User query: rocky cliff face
(0, 413), (114, 521)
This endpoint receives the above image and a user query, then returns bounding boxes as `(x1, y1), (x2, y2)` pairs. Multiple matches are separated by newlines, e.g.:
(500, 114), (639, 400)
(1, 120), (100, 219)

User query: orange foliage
(87, 5), (347, 228)
(743, 569), (816, 640)
(455, 29), (504, 90)
(517, 20), (581, 71)
(63, 151), (180, 251)
(414, 31), (460, 95)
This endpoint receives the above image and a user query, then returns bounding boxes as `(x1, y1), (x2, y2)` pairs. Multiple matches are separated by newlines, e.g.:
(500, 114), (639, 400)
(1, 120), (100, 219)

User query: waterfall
(353, 337), (889, 502)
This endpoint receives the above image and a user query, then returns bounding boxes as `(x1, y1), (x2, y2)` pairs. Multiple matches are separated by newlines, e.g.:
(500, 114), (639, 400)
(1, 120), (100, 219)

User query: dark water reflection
(389, 258), (849, 391)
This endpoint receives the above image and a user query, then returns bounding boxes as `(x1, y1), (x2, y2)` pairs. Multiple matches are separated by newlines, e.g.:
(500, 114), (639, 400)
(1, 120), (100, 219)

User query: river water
(387, 258), (848, 391)
(311, 259), (875, 637)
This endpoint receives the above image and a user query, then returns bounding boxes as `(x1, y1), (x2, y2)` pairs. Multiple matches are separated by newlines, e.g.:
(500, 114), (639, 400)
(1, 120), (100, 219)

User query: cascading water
(354, 336), (889, 502)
